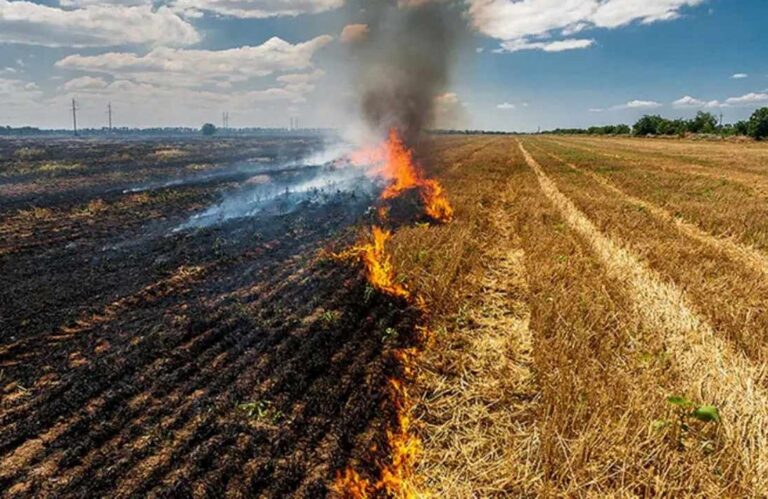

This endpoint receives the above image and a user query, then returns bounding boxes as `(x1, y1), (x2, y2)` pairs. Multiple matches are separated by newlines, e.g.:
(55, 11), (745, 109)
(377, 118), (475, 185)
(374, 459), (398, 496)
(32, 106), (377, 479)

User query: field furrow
(520, 140), (768, 492)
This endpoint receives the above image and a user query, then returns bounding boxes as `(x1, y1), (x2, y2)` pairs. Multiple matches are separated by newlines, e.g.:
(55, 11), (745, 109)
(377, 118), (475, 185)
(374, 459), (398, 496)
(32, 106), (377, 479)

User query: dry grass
(528, 141), (768, 279)
(525, 139), (768, 362)
(389, 135), (768, 497)
(403, 152), (541, 496)
(520, 140), (768, 493)
(151, 148), (187, 160)
(538, 137), (768, 239)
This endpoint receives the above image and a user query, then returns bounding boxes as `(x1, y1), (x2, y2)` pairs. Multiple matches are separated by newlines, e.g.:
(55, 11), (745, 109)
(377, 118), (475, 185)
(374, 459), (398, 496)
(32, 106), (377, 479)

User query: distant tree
(747, 107), (768, 140)
(687, 111), (718, 134)
(201, 123), (217, 136)
(633, 115), (664, 136)
(615, 124), (631, 135)
(734, 120), (750, 136)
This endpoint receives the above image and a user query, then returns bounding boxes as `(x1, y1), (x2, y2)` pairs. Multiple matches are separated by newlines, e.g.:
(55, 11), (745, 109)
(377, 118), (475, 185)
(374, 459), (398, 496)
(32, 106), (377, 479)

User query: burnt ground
(0, 137), (420, 497)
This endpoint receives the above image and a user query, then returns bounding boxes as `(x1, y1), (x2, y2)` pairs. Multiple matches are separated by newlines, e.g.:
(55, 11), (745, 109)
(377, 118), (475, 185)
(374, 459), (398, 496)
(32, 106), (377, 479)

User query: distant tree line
(546, 124), (631, 135)
(430, 129), (513, 135)
(544, 107), (768, 140)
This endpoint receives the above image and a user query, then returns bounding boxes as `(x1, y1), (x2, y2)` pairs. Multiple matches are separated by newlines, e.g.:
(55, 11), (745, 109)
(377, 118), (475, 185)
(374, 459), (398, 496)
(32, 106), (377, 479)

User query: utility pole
(71, 98), (79, 136)
(222, 111), (229, 130)
(107, 102), (113, 131)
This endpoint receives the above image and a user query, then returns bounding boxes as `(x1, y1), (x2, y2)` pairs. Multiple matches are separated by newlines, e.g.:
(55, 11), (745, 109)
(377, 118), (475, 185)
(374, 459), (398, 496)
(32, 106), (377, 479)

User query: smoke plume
(349, 0), (463, 146)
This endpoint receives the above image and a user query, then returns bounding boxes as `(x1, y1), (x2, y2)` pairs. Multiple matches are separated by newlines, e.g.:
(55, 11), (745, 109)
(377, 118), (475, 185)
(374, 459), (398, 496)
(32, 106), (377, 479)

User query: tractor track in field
(527, 143), (768, 279)
(542, 137), (768, 197)
(519, 140), (768, 490)
(408, 178), (541, 496)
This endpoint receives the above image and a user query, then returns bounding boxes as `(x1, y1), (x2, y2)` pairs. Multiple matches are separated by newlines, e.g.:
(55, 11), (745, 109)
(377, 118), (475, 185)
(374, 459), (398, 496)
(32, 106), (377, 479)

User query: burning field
(4, 132), (768, 496)
(0, 130), (455, 497)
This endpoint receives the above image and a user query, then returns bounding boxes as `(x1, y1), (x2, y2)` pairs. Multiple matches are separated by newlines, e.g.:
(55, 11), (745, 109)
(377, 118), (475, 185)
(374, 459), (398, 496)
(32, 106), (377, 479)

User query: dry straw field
(394, 135), (768, 497)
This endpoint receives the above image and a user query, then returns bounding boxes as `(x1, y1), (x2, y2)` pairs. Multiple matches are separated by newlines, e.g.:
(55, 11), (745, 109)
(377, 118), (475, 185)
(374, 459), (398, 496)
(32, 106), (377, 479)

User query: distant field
(2, 135), (768, 496)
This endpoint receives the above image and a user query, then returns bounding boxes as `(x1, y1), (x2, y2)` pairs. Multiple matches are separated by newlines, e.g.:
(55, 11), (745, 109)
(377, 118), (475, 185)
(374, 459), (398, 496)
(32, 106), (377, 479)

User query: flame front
(334, 129), (451, 498)
(360, 226), (410, 299)
(349, 129), (454, 224)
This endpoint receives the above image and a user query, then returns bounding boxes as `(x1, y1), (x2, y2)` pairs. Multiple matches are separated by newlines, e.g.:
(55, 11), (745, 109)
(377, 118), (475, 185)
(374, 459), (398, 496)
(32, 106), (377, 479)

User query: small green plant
(667, 396), (721, 423)
(363, 284), (375, 303)
(654, 396), (720, 452)
(320, 310), (341, 326)
(382, 327), (399, 343)
(238, 400), (282, 423)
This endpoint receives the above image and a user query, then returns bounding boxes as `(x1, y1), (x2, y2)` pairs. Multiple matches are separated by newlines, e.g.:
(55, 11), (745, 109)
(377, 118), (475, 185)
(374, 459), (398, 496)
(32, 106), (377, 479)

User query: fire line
(334, 129), (453, 498)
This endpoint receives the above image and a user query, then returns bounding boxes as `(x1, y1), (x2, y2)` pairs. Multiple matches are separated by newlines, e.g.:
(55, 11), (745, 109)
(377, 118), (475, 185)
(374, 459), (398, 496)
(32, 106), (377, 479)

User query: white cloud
(497, 38), (595, 53)
(725, 92), (768, 106)
(63, 76), (110, 92)
(673, 95), (704, 107)
(0, 1), (200, 47)
(468, 0), (706, 53)
(621, 99), (662, 109)
(59, 0), (151, 5)
(434, 92), (467, 128)
(55, 36), (332, 89)
(672, 95), (723, 108)
(731, 73), (748, 79)
(497, 102), (516, 109)
(171, 0), (344, 19)
(49, 36), (332, 125)
(0, 77), (46, 120)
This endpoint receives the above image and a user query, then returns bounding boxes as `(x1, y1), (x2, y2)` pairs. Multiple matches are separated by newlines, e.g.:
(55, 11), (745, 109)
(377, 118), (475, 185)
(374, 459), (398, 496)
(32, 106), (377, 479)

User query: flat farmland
(2, 134), (768, 497)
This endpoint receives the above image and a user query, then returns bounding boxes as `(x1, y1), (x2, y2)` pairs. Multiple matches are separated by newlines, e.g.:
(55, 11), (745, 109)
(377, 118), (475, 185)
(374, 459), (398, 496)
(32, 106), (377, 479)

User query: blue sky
(0, 0), (766, 132)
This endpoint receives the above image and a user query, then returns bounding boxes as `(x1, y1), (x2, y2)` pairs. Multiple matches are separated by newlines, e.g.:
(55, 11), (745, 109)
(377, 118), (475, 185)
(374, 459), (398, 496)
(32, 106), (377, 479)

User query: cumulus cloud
(468, 0), (707, 53)
(496, 37), (595, 53)
(497, 102), (516, 109)
(731, 73), (748, 79)
(63, 76), (110, 91)
(434, 92), (468, 129)
(49, 36), (332, 126)
(0, 77), (46, 121)
(55, 36), (332, 89)
(171, 0), (344, 19)
(0, 0), (200, 47)
(621, 99), (662, 109)
(672, 95), (722, 108)
(340, 23), (369, 44)
(725, 92), (768, 106)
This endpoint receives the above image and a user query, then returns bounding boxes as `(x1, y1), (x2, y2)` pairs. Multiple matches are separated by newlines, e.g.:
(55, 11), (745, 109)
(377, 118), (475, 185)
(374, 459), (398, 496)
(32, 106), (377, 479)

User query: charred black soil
(0, 137), (422, 497)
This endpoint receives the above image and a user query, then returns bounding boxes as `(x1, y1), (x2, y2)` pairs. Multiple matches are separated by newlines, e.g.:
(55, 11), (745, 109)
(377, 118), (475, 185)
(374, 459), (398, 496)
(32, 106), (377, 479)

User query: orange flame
(334, 128), (450, 498)
(333, 468), (371, 499)
(359, 226), (409, 299)
(349, 129), (453, 224)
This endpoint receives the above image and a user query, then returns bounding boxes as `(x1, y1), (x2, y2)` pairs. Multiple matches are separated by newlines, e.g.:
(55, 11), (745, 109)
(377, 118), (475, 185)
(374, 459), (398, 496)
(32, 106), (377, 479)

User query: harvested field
(2, 134), (768, 496)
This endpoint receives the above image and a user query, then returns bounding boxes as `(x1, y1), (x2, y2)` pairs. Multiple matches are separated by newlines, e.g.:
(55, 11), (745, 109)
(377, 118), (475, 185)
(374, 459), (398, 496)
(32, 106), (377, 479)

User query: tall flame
(349, 129), (454, 224)
(334, 129), (451, 498)
(360, 226), (410, 299)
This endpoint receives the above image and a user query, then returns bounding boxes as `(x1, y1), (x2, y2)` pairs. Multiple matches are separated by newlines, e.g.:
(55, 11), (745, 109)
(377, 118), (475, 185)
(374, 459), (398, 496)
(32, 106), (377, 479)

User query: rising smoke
(349, 0), (465, 147)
